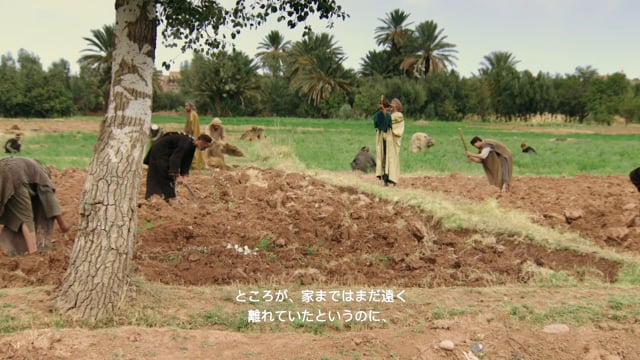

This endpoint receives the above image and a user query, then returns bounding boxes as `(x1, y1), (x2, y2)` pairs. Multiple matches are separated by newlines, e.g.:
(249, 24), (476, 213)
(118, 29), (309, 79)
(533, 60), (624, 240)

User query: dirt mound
(0, 167), (630, 288)
(404, 173), (640, 252)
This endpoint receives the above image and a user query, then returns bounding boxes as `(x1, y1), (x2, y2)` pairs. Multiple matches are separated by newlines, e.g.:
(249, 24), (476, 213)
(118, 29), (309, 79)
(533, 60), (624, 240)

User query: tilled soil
(1, 167), (636, 289)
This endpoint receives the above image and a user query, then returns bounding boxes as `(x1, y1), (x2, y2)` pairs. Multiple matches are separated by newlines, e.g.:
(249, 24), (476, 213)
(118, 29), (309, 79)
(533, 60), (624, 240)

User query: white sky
(1, 0), (639, 79)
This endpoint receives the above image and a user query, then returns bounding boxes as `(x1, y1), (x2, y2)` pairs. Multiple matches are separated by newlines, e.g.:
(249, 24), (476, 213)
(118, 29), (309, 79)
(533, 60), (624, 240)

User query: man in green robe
(0, 157), (70, 255)
(374, 99), (392, 182)
(467, 136), (513, 192)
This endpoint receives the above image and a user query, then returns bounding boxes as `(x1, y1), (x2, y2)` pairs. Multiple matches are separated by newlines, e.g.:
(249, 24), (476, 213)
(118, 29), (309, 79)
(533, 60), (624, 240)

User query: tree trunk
(54, 0), (157, 320)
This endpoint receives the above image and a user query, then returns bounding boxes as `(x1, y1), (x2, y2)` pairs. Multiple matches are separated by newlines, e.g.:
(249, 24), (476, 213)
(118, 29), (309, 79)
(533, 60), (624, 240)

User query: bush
(337, 103), (353, 119)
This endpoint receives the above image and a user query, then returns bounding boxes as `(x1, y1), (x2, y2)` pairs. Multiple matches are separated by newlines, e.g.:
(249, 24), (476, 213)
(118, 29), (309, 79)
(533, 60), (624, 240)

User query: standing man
(5, 133), (22, 153)
(0, 157), (69, 255)
(383, 98), (405, 186)
(467, 136), (513, 192)
(143, 132), (212, 201)
(184, 102), (205, 170)
(374, 98), (391, 183)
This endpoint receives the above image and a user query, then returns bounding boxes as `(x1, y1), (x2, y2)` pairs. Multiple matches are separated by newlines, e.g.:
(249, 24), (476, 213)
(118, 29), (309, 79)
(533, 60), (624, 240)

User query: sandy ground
(1, 119), (640, 359)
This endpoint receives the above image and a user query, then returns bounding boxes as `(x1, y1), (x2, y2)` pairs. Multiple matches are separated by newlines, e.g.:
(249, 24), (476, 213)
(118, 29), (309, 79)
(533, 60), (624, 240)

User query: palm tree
(78, 24), (115, 109)
(478, 51), (520, 75)
(374, 9), (413, 51)
(374, 9), (413, 74)
(359, 50), (392, 77)
(478, 51), (521, 118)
(79, 24), (115, 77)
(255, 30), (291, 76)
(400, 20), (458, 78)
(285, 32), (354, 106)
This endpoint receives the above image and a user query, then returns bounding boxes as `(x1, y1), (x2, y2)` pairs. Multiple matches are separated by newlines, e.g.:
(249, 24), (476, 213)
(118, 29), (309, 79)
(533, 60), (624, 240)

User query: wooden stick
(183, 183), (198, 202)
(458, 128), (468, 153)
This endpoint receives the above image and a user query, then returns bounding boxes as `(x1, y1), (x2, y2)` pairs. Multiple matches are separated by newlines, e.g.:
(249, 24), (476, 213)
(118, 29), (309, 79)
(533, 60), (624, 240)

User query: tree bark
(54, 0), (157, 320)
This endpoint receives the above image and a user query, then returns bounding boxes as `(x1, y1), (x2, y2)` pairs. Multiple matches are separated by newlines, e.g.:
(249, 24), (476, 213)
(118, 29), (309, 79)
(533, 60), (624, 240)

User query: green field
(12, 116), (639, 176)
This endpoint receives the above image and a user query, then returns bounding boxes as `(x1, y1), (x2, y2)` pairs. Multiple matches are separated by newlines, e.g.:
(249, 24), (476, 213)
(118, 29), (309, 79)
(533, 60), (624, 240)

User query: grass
(255, 235), (279, 261)
(19, 131), (98, 169)
(10, 116), (638, 176)
(245, 117), (639, 176)
(311, 169), (640, 284)
(3, 284), (640, 336)
(137, 219), (156, 232)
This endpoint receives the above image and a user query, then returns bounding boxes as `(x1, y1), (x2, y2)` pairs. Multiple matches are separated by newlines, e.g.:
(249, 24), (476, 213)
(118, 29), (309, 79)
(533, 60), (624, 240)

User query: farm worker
(143, 132), (212, 201)
(374, 98), (392, 183)
(0, 157), (70, 255)
(184, 102), (205, 171)
(467, 136), (513, 193)
(630, 167), (640, 192)
(351, 146), (376, 173)
(204, 117), (244, 170)
(381, 98), (405, 186)
(149, 123), (164, 145)
(5, 133), (22, 153)
(520, 143), (537, 154)
(207, 117), (226, 142)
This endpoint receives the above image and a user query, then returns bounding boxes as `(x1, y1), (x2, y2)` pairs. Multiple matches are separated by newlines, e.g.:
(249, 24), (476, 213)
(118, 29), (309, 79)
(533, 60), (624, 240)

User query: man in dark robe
(143, 132), (212, 200)
(467, 136), (513, 192)
(351, 146), (376, 173)
(0, 157), (69, 255)
(630, 167), (640, 192)
(5, 133), (22, 153)
(520, 143), (537, 154)
(149, 124), (164, 145)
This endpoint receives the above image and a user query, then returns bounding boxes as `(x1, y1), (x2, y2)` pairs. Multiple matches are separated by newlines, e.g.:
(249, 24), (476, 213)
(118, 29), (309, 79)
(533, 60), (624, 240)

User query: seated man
(0, 157), (69, 255)
(5, 133), (22, 153)
(351, 146), (376, 173)
(520, 143), (537, 154)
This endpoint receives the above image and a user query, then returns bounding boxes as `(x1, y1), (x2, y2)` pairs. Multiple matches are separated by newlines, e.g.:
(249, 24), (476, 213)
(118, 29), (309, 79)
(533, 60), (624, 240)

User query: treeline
(2, 9), (640, 124)
(3, 48), (639, 125)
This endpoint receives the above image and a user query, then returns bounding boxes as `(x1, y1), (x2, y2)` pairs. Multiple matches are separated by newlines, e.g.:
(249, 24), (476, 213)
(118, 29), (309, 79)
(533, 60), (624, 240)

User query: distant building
(159, 71), (182, 92)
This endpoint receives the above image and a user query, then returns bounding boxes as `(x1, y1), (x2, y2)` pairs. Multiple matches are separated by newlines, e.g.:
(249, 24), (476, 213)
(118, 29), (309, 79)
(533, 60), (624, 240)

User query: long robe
(0, 157), (60, 254)
(480, 139), (513, 189)
(143, 133), (196, 200)
(630, 167), (640, 192)
(5, 138), (21, 153)
(374, 110), (391, 179)
(184, 110), (204, 170)
(385, 111), (405, 184)
(207, 122), (226, 142)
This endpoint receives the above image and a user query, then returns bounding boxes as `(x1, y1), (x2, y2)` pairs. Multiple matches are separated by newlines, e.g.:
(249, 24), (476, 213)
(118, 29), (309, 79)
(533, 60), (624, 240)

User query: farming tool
(458, 128), (468, 154)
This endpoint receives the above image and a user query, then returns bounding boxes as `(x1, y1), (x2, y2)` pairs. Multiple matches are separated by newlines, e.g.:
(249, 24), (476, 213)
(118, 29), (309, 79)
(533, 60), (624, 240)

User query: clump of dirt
(404, 173), (640, 253)
(0, 167), (629, 288)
